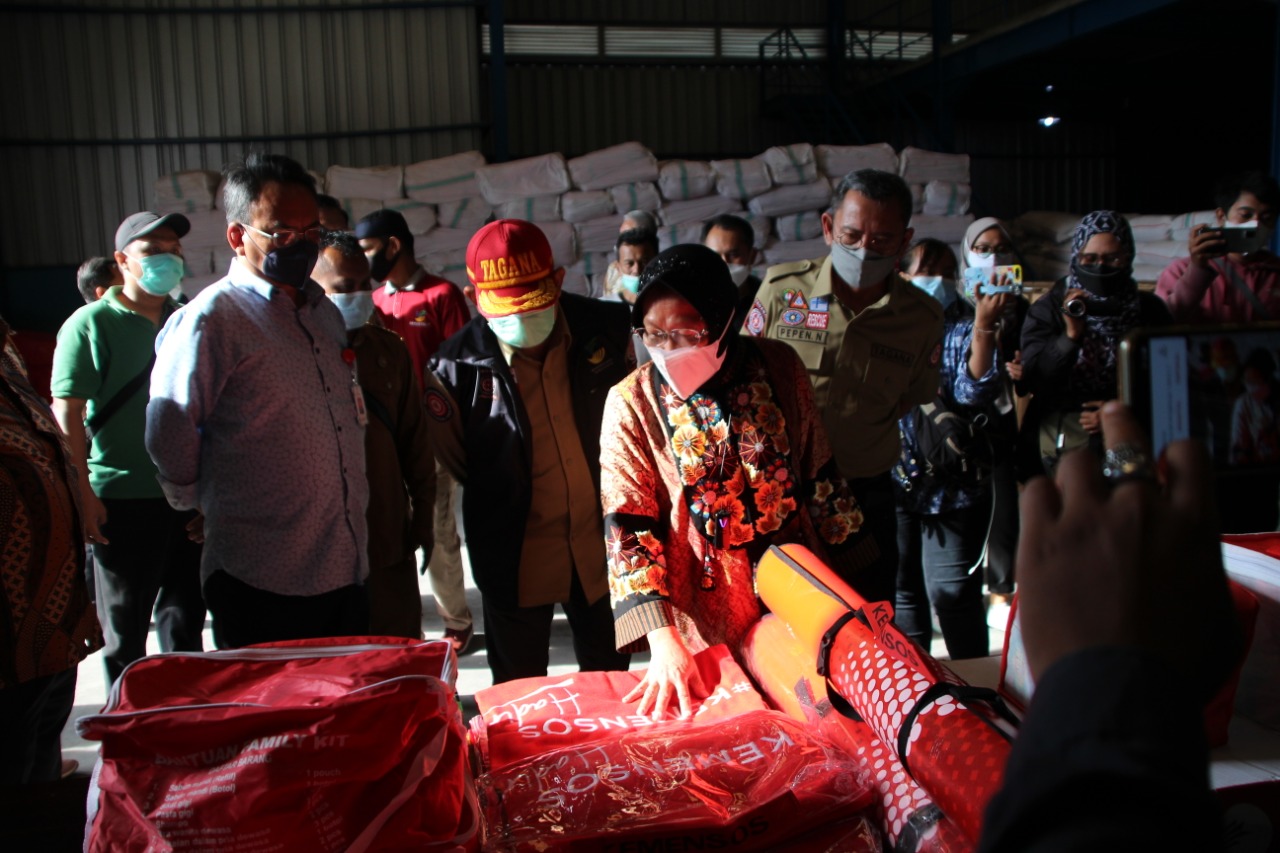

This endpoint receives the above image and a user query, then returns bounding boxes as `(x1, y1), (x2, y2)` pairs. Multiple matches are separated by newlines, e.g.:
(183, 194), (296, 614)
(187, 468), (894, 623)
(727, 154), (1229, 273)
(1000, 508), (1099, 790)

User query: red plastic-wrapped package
(755, 544), (1014, 844)
(470, 644), (767, 774)
(78, 639), (476, 852)
(477, 710), (875, 852)
(743, 615), (971, 852)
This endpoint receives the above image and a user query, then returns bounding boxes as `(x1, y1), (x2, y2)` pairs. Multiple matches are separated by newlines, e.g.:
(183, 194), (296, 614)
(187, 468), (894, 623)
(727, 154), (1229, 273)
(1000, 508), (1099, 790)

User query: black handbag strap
(85, 353), (155, 440)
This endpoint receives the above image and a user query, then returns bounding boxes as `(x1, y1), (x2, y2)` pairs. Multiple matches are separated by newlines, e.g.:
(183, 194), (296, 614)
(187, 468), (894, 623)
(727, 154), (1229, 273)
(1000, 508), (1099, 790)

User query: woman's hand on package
(624, 625), (704, 720)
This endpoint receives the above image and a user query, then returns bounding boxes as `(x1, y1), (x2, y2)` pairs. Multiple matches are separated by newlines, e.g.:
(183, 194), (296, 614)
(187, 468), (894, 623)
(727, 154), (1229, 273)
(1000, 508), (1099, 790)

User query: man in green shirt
(50, 211), (206, 687)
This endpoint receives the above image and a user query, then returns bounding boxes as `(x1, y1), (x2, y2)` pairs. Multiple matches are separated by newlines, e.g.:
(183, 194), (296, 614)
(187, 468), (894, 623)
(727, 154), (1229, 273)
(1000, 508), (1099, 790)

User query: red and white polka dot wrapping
(755, 544), (1014, 844)
(742, 615), (970, 852)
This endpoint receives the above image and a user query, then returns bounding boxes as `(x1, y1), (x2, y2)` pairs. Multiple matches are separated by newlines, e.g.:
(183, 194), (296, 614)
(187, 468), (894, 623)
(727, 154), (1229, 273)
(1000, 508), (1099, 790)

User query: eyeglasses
(634, 327), (709, 349)
(1077, 252), (1131, 267)
(971, 243), (1012, 255)
(240, 222), (325, 247)
(832, 229), (901, 255)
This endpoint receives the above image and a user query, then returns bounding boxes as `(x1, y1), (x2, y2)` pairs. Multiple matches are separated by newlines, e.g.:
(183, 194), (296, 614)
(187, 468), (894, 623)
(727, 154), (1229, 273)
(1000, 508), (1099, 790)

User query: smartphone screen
(1123, 324), (1280, 473)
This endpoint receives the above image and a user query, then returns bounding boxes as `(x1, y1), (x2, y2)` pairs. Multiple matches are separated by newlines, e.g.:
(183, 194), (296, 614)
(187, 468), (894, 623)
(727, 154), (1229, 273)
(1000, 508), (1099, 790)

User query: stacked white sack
(762, 144), (818, 186)
(1136, 240), (1188, 266)
(748, 181), (832, 218)
(774, 211), (824, 242)
(575, 215), (625, 254)
(382, 200), (438, 236)
(1126, 214), (1173, 243)
(416, 228), (472, 257)
(762, 237), (828, 265)
(180, 209), (229, 254)
(712, 158), (772, 201)
(561, 191), (615, 224)
(325, 165), (405, 201)
(657, 223), (704, 252)
(741, 213), (773, 250)
(437, 197), (493, 233)
(899, 147), (970, 185)
(660, 195), (743, 226)
(497, 195), (562, 223)
(658, 161), (716, 201)
(538, 221), (578, 268)
(910, 213), (975, 244)
(568, 142), (658, 191)
(909, 184), (925, 213)
(563, 252), (612, 299)
(154, 171), (220, 214)
(1170, 211), (1218, 243)
(421, 249), (467, 287)
(815, 143), (899, 179)
(610, 182), (662, 216)
(922, 182), (971, 217)
(404, 151), (486, 204)
(477, 154), (571, 205)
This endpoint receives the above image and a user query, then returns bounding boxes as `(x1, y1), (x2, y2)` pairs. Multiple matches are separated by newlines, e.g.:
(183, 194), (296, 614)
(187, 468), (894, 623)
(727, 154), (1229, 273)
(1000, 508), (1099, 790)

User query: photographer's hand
(1062, 288), (1089, 340)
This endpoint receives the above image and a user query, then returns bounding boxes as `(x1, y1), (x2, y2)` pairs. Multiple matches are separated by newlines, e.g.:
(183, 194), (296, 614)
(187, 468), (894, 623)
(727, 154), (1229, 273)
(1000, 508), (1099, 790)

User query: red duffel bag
(78, 638), (477, 852)
(470, 643), (767, 774)
(477, 710), (875, 852)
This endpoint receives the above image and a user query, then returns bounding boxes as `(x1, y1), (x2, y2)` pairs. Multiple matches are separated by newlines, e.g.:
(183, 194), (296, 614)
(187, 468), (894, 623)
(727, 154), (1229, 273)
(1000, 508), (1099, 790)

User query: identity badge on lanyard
(342, 347), (369, 427)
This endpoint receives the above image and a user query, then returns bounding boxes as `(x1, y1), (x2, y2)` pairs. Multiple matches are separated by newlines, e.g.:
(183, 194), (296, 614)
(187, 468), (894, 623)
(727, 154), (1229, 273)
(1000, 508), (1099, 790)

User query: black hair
(700, 214), (754, 247)
(316, 194), (349, 228)
(830, 168), (913, 226)
(76, 256), (118, 303)
(222, 152), (318, 226)
(320, 229), (364, 258)
(1215, 171), (1280, 212)
(903, 238), (958, 277)
(616, 227), (659, 256)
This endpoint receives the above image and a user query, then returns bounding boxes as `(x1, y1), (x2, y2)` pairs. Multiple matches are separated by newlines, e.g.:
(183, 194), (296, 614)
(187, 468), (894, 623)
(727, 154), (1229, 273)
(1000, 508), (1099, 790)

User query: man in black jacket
(426, 219), (633, 683)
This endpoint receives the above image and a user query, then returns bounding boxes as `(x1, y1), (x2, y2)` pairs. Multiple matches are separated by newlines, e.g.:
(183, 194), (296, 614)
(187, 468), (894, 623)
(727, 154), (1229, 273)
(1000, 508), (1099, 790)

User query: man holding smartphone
(1156, 171), (1280, 323)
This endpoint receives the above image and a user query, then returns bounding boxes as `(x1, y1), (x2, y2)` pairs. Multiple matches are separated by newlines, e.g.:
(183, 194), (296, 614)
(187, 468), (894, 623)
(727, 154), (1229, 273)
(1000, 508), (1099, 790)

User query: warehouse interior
(0, 0), (1276, 330)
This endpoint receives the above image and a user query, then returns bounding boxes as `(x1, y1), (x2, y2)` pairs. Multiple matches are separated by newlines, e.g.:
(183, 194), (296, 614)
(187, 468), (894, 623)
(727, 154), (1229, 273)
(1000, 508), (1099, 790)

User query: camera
(1064, 297), (1087, 318)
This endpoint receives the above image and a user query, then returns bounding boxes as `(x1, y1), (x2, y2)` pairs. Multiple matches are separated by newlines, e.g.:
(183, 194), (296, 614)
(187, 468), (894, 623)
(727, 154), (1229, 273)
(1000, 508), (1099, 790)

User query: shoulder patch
(745, 299), (767, 336)
(424, 387), (453, 422)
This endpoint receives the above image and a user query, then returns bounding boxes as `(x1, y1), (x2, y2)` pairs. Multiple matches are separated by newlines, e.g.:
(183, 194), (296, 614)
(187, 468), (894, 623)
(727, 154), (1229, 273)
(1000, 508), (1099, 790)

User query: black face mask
(260, 240), (320, 290)
(369, 243), (401, 283)
(1071, 258), (1130, 296)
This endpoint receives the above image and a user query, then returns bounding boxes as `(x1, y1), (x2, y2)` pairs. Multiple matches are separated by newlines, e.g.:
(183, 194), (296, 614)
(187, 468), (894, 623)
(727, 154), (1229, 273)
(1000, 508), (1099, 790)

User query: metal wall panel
(0, 3), (482, 267)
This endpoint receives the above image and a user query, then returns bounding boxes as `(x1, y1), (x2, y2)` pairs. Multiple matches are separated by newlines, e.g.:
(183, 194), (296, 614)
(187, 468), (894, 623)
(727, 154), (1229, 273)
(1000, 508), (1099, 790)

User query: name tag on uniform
(870, 342), (914, 367)
(776, 326), (828, 344)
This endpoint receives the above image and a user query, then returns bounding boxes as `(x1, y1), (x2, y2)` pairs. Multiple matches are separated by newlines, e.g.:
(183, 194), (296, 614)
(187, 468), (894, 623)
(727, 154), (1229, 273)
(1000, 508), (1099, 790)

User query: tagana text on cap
(466, 219), (558, 318)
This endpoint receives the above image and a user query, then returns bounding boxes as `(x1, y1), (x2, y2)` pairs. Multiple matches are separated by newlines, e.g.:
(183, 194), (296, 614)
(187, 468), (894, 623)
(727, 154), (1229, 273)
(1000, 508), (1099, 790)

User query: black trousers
(482, 570), (630, 684)
(204, 570), (369, 650)
(0, 668), (77, 785)
(844, 471), (899, 606)
(94, 497), (206, 687)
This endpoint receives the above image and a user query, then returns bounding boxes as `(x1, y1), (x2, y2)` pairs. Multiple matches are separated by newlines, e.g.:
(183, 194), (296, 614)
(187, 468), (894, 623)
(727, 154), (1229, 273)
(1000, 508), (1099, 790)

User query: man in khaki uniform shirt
(745, 169), (943, 603)
(425, 219), (633, 683)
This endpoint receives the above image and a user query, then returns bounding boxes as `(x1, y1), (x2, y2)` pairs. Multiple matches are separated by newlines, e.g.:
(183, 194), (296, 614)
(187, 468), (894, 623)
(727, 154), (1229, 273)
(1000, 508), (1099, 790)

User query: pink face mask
(646, 330), (727, 399)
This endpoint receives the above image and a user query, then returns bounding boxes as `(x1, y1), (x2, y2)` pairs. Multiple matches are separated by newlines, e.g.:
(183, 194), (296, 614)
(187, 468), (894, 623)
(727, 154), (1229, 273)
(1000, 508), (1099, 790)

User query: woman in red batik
(599, 244), (879, 718)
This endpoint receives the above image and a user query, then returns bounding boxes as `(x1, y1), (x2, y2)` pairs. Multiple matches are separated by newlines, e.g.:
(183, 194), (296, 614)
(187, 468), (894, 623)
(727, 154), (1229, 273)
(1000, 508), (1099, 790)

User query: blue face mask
(130, 252), (185, 297)
(488, 306), (557, 349)
(328, 291), (375, 331)
(910, 275), (957, 308)
(620, 274), (641, 295)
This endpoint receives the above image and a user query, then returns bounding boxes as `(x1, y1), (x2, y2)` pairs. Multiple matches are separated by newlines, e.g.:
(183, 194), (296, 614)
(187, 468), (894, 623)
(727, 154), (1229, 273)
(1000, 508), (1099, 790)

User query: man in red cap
(425, 219), (634, 683)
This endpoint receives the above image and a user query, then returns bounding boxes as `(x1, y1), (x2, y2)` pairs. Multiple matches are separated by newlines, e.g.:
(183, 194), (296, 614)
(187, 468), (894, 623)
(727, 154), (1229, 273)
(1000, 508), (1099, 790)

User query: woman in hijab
(599, 244), (878, 718)
(1018, 211), (1172, 479)
(957, 217), (1029, 626)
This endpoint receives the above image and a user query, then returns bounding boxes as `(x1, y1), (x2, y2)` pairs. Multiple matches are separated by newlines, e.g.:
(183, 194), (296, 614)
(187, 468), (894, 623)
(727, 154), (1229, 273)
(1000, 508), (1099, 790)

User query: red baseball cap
(466, 219), (559, 318)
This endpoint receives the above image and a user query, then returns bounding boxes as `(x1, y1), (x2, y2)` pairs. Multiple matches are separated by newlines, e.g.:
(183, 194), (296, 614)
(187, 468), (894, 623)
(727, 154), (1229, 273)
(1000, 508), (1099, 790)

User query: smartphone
(962, 264), (1023, 300)
(1203, 225), (1266, 255)
(1120, 322), (1280, 476)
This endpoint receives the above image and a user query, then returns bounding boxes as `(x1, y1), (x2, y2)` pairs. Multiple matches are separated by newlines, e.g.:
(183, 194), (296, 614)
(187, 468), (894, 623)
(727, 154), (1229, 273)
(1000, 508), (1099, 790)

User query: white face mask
(830, 242), (898, 290)
(727, 263), (751, 287)
(965, 249), (1018, 269)
(647, 330), (727, 400)
(328, 291), (375, 331)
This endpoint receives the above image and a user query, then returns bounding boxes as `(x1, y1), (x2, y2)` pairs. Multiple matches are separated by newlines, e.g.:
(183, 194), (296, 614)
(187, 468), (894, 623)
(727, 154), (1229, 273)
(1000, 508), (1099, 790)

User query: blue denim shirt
(146, 259), (369, 595)
(894, 299), (1003, 514)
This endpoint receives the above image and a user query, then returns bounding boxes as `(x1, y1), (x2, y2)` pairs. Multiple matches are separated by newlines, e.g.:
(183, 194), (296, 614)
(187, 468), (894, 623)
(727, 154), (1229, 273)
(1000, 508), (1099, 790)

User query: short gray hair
(829, 169), (913, 226)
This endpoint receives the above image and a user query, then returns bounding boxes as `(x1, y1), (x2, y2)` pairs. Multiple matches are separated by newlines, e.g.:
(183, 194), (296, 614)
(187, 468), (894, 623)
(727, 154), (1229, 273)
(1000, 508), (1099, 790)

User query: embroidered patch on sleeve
(805, 312), (829, 330)
(424, 387), (453, 422)
(745, 300), (767, 336)
(781, 309), (807, 327)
